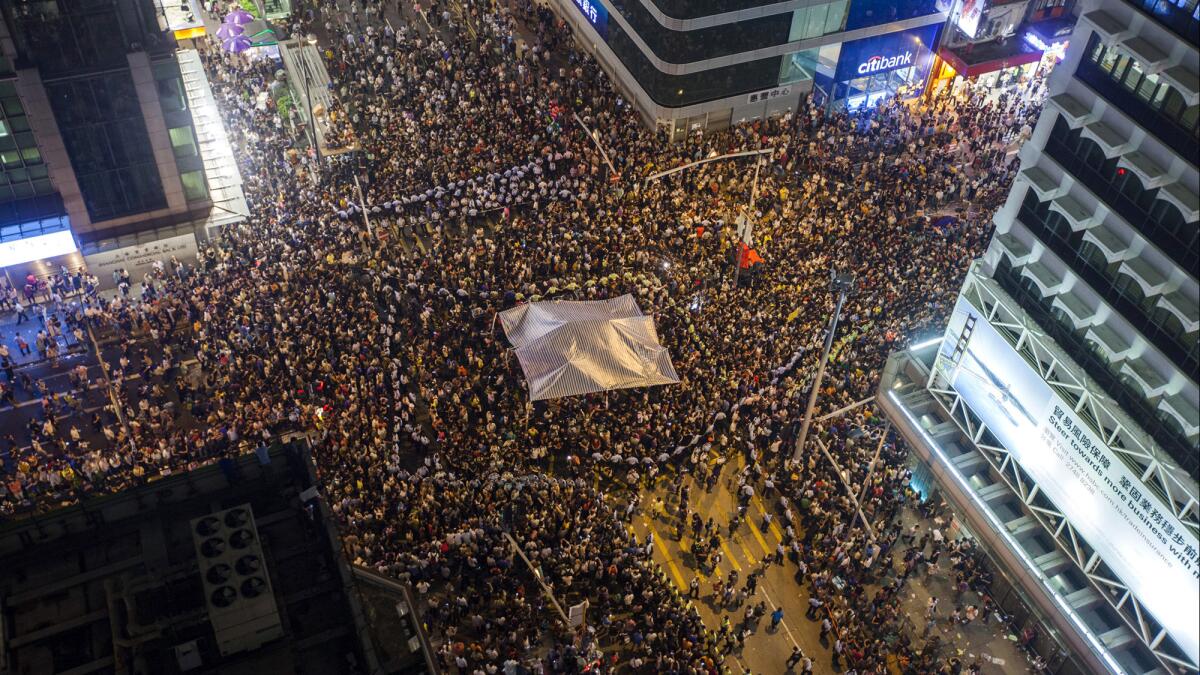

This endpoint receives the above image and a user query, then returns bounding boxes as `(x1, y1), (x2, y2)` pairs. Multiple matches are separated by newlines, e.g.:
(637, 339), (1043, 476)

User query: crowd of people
(0, 0), (1047, 671)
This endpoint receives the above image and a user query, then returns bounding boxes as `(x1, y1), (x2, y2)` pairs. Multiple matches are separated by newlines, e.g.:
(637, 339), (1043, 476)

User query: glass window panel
(1, 98), (22, 116)
(32, 178), (53, 195)
(14, 132), (34, 149)
(1123, 59), (1145, 91)
(7, 115), (27, 133)
(169, 125), (197, 158)
(0, 150), (19, 167)
(1136, 72), (1159, 101)
(10, 182), (33, 198)
(180, 169), (207, 201)
(20, 147), (40, 164)
(805, 4), (828, 38)
(825, 0), (847, 32)
(1181, 104), (1199, 130)
(28, 164), (48, 179)
(0, 120), (7, 137)
(0, 82), (15, 98)
(157, 77), (187, 113)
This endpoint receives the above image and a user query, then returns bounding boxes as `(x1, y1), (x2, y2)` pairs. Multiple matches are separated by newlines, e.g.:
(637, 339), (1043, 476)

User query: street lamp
(791, 268), (855, 462)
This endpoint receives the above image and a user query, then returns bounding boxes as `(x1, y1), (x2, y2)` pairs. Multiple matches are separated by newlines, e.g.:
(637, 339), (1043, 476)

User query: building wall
(982, 0), (1199, 464)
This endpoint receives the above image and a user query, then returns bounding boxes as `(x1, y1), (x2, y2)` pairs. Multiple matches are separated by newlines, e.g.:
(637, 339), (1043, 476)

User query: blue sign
(844, 0), (942, 31)
(571, 0), (608, 39)
(834, 23), (941, 82)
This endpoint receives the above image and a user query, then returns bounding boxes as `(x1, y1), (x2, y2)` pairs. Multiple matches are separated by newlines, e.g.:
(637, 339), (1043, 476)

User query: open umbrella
(215, 22), (244, 39)
(222, 34), (253, 53)
(225, 7), (254, 25)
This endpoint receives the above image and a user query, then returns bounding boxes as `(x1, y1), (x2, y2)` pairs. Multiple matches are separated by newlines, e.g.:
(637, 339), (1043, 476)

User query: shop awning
(1026, 16), (1076, 45)
(939, 42), (1043, 79)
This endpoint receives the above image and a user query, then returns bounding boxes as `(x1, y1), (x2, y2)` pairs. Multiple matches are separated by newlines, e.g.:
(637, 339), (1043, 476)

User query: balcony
(1021, 260), (1069, 296)
(1051, 285), (1100, 328)
(1081, 222), (1130, 262)
(1159, 182), (1199, 222)
(1159, 391), (1199, 440)
(1119, 256), (1171, 295)
(1048, 193), (1099, 230)
(994, 230), (1036, 265)
(1118, 36), (1170, 72)
(1079, 120), (1133, 157)
(1157, 289), (1199, 333)
(1085, 322), (1136, 361)
(1117, 150), (1169, 189)
(1021, 164), (1069, 200)
(1047, 91), (1097, 128)
(1119, 358), (1171, 398)
(1161, 63), (1199, 106)
(1081, 8), (1134, 41)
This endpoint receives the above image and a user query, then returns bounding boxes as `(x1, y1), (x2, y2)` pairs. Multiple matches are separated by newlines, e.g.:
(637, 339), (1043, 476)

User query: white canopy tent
(499, 296), (680, 401)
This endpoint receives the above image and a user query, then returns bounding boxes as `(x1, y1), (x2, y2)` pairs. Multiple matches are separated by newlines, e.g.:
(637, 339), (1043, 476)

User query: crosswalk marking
(641, 517), (689, 591)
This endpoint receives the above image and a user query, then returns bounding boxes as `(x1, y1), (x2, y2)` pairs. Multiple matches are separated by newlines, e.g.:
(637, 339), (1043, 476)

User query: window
(169, 126), (197, 158)
(0, 151), (19, 168)
(0, 120), (7, 138)
(20, 147), (40, 164)
(180, 169), (207, 201)
(157, 76), (187, 113)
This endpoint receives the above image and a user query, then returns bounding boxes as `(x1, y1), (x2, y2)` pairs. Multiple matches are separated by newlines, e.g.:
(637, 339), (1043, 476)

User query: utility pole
(572, 112), (617, 179)
(733, 156), (763, 288)
(503, 532), (570, 626)
(792, 269), (855, 462)
(353, 173), (373, 256)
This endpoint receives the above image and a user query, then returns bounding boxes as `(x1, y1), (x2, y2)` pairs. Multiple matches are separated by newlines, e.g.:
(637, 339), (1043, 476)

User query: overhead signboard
(0, 229), (77, 268)
(834, 23), (941, 82)
(570, 0), (608, 39)
(939, 297), (1199, 664)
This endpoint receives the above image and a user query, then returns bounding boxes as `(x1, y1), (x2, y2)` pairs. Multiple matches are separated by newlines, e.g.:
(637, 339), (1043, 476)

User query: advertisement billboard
(953, 0), (987, 39)
(939, 297), (1199, 664)
(0, 229), (77, 268)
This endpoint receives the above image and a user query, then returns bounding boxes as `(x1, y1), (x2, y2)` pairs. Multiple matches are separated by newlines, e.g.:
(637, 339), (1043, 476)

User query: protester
(0, 0), (1042, 670)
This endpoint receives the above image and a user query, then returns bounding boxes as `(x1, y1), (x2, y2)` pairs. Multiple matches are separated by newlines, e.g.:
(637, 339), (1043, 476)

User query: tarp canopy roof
(499, 296), (680, 401)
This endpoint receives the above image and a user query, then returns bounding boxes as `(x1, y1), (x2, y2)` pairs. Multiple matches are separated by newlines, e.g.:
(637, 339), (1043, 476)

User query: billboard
(939, 297), (1199, 664)
(953, 0), (987, 39)
(0, 229), (77, 268)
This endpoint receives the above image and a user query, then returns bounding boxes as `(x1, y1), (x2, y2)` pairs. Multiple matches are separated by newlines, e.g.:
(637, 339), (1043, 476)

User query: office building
(553, 0), (952, 138)
(0, 0), (245, 285)
(879, 0), (1198, 673)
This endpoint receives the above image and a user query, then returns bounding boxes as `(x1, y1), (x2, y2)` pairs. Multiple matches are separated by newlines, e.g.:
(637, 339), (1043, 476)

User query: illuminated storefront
(823, 23), (942, 110)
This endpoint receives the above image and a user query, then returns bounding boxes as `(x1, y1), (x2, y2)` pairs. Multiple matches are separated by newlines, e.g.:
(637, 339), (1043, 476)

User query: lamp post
(791, 268), (855, 462)
(297, 34), (324, 179)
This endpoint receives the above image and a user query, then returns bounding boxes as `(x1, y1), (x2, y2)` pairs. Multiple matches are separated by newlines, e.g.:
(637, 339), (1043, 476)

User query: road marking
(746, 515), (774, 558)
(752, 494), (785, 541)
(719, 538), (742, 572)
(642, 517), (688, 591)
(756, 584), (802, 650)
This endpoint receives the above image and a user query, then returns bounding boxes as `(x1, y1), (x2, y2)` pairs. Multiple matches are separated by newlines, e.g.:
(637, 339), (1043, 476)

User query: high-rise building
(552, 0), (952, 138)
(0, 0), (244, 284)
(879, 1), (1198, 673)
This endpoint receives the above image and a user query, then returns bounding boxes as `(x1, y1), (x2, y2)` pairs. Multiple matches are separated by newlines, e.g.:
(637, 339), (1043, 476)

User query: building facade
(553, 0), (952, 138)
(0, 0), (244, 283)
(879, 0), (1198, 673)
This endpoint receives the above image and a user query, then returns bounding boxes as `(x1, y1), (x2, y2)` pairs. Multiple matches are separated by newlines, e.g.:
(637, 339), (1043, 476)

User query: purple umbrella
(222, 34), (253, 53)
(215, 22), (244, 39)
(224, 7), (254, 25)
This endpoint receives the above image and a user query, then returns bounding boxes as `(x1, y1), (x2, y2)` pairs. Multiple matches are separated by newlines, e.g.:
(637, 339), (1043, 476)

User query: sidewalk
(0, 302), (87, 370)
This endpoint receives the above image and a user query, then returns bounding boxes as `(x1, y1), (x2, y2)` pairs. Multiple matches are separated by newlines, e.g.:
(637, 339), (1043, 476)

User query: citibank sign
(857, 51), (913, 75)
